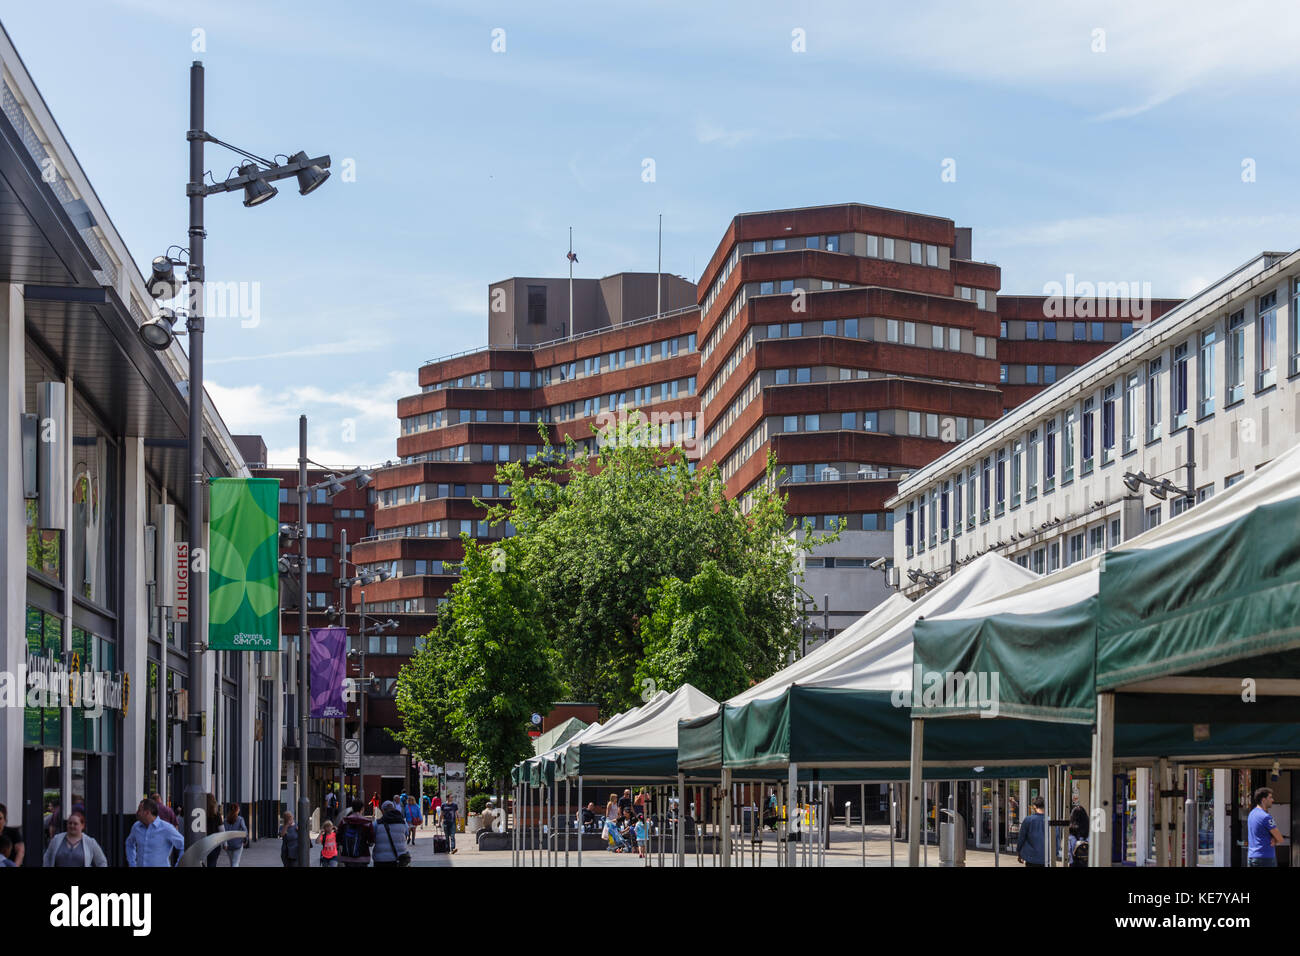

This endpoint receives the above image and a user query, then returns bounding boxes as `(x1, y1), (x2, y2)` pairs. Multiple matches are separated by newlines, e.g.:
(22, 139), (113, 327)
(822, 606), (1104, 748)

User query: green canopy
(1098, 441), (1300, 695)
(533, 716), (588, 756)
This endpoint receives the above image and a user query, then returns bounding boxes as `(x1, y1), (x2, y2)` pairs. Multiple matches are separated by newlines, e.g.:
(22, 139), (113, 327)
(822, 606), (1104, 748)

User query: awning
(564, 684), (716, 779)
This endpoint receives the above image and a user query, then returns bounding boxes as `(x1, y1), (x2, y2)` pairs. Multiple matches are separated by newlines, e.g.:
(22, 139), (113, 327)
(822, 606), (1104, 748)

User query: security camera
(869, 557), (888, 570)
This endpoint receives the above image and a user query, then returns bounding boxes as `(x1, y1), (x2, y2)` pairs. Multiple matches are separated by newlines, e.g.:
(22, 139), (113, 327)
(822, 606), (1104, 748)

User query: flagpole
(568, 226), (574, 339)
(657, 213), (662, 319)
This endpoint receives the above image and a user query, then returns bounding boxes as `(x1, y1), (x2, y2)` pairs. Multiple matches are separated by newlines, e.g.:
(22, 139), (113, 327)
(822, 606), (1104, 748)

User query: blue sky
(6, 0), (1300, 466)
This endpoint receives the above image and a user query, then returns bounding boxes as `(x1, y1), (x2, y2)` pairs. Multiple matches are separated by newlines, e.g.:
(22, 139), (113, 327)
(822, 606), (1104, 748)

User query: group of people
(579, 789), (651, 857)
(303, 793), (459, 867)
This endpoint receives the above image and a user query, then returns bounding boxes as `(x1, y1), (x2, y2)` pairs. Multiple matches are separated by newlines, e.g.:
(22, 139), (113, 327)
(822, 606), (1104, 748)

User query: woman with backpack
(222, 803), (249, 867)
(1068, 804), (1090, 867)
(372, 800), (410, 867)
(338, 799), (375, 868)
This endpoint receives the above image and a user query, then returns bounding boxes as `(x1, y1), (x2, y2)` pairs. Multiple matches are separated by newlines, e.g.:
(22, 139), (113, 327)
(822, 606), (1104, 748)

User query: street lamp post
(297, 415), (311, 865)
(141, 60), (331, 853)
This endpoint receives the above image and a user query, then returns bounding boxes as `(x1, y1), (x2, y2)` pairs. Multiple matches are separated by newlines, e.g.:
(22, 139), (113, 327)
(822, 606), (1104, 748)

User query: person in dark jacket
(372, 801), (409, 867)
(338, 800), (376, 868)
(280, 811), (300, 867)
(204, 794), (222, 867)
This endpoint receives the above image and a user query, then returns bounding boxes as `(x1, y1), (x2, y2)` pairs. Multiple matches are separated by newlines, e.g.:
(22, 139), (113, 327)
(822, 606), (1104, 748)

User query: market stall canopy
(564, 684), (716, 779)
(1098, 441), (1300, 705)
(911, 558), (1100, 724)
(533, 716), (588, 756)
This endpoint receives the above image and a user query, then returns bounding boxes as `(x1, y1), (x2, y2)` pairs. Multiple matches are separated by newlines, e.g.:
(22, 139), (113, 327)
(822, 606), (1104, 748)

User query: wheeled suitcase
(433, 833), (449, 854)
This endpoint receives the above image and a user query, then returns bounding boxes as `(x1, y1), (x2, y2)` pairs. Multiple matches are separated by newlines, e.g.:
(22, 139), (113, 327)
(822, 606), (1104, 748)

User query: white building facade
(891, 250), (1300, 592)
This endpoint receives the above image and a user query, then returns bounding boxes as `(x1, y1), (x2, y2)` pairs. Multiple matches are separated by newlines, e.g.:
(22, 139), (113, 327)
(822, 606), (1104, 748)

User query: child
(317, 820), (338, 867)
(635, 815), (648, 858)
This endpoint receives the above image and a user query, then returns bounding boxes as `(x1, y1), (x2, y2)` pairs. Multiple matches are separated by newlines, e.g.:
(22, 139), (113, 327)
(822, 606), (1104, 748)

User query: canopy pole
(1090, 692), (1114, 867)
(565, 778), (571, 867)
(720, 768), (732, 868)
(786, 765), (798, 867)
(1173, 762), (1185, 867)
(576, 776), (583, 868)
(1045, 768), (1054, 868)
(676, 773), (685, 867)
(1155, 758), (1168, 868)
(992, 778), (1000, 867)
(907, 719), (923, 867)
(865, 784), (871, 867)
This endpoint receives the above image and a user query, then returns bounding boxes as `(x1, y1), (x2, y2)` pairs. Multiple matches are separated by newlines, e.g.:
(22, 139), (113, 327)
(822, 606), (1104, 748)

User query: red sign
(176, 542), (189, 622)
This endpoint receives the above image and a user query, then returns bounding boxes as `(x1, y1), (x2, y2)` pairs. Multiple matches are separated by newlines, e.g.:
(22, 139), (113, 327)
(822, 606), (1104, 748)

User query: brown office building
(351, 202), (1181, 658)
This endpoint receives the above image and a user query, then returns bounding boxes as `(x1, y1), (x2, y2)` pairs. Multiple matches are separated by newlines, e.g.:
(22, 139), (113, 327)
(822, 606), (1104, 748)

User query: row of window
(795, 512), (897, 531)
(539, 334), (697, 386)
(378, 482), (515, 508)
(403, 407), (540, 435)
(549, 376), (697, 421)
(903, 284), (1300, 556)
(771, 409), (986, 442)
(1000, 364), (1075, 386)
(700, 367), (761, 457)
(805, 554), (893, 568)
(1001, 319), (1134, 342)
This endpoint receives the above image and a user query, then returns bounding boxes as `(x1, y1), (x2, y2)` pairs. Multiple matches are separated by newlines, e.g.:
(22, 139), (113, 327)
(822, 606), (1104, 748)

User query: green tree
(438, 535), (560, 789)
(389, 613), (462, 766)
(486, 415), (834, 712)
(634, 560), (749, 701)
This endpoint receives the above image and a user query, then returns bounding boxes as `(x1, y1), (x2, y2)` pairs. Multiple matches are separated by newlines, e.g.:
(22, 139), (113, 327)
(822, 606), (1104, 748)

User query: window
(1110, 518), (1122, 548)
(1226, 309), (1245, 404)
(908, 411), (922, 436)
(826, 235), (839, 252)
(772, 239), (787, 251)
(1000, 320), (1008, 338)
(805, 414), (820, 431)
(975, 336), (987, 357)
(1257, 291), (1278, 390)
(905, 501), (915, 557)
(966, 465), (978, 529)
(1102, 384), (1116, 464)
(783, 415), (798, 432)
(904, 322), (916, 345)
(917, 495), (926, 552)
(1047, 541), (1060, 572)
(788, 322), (802, 336)
(1123, 372), (1139, 454)
(1292, 279), (1300, 376)
(1067, 532), (1084, 567)
(1225, 471), (1244, 488)
(926, 413), (939, 438)
(927, 244), (939, 267)
(1044, 365), (1057, 384)
(845, 318), (858, 337)
(954, 472), (964, 535)
(1146, 357), (1163, 442)
(1031, 548), (1045, 574)
(1026, 365), (1039, 385)
(1091, 322), (1104, 342)
(910, 241), (922, 264)
(999, 364), (1008, 384)
(1081, 398), (1095, 474)
(1055, 412), (1076, 489)
(1145, 504), (1162, 531)
(1042, 321), (1056, 340)
(1171, 342), (1189, 431)
(976, 289), (988, 310)
(1026, 321), (1038, 340)
(527, 285), (547, 324)
(1198, 328), (1216, 418)
(1073, 321), (1086, 342)
(775, 369), (790, 385)
(1088, 525), (1105, 556)
(1170, 494), (1194, 517)
(887, 319), (899, 342)
(949, 327), (961, 351)
(940, 480), (950, 541)
(1027, 428), (1039, 499)
(841, 412), (856, 430)
(864, 411), (878, 431)
(928, 493), (937, 548)
(796, 367), (811, 383)
(932, 325), (944, 349)
(981, 456), (992, 522)
(882, 237), (895, 259)
(1011, 440), (1022, 508)
(1044, 419), (1057, 492)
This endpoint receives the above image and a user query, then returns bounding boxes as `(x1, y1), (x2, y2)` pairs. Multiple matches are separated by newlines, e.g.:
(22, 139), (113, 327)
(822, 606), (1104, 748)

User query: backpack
(1071, 838), (1089, 867)
(340, 821), (368, 859)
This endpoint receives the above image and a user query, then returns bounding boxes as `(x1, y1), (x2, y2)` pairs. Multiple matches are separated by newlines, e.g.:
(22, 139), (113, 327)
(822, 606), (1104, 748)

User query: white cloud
(695, 119), (756, 148)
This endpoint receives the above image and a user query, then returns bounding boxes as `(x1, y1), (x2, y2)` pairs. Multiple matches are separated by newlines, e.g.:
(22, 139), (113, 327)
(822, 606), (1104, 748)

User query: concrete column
(0, 285), (25, 812)
(240, 654), (255, 806)
(120, 437), (149, 811)
(907, 719), (924, 866)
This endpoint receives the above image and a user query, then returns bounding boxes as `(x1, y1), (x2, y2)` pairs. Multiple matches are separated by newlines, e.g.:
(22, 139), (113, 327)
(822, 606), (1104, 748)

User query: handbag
(381, 819), (412, 867)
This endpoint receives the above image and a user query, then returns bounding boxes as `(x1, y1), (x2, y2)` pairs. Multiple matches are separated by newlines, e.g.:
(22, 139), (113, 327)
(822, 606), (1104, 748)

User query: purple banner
(310, 626), (347, 719)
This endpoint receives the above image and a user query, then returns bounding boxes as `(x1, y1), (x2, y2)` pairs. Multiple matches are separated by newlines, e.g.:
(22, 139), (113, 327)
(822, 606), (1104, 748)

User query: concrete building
(891, 249), (1300, 593)
(0, 25), (280, 863)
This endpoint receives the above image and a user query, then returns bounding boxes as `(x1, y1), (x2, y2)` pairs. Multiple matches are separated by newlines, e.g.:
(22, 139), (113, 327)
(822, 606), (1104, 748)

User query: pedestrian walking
(43, 809), (108, 867)
(0, 803), (25, 866)
(372, 801), (410, 867)
(223, 803), (248, 867)
(338, 799), (376, 868)
(280, 811), (301, 867)
(1016, 796), (1048, 867)
(325, 787), (339, 820)
(421, 792), (431, 827)
(205, 793), (223, 868)
(1248, 787), (1284, 867)
(440, 797), (459, 854)
(317, 820), (339, 866)
(404, 795), (422, 844)
(125, 798), (185, 867)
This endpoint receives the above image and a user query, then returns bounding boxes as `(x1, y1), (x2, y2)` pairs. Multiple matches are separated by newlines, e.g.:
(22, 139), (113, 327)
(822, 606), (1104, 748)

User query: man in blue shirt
(125, 797), (185, 867)
(1247, 787), (1283, 867)
(1017, 796), (1048, 866)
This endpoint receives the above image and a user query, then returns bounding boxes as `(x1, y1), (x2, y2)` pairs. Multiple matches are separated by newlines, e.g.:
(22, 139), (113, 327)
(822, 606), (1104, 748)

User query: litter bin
(939, 809), (966, 867)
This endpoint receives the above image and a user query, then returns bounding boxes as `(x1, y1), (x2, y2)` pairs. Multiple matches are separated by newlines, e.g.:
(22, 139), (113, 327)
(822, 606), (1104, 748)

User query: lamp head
(240, 164), (278, 207)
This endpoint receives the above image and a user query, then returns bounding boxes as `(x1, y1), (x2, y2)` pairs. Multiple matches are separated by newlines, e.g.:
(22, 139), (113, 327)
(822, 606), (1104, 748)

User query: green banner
(208, 477), (280, 651)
